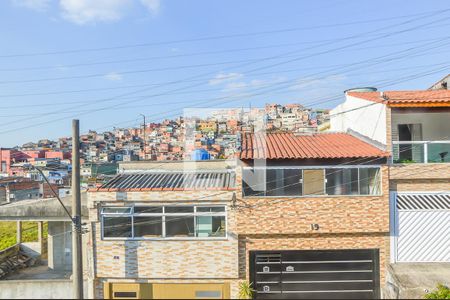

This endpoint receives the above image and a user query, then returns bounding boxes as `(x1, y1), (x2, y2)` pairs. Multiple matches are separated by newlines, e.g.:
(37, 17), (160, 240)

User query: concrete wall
(0, 188), (6, 204)
(330, 95), (387, 145)
(48, 221), (72, 271)
(0, 280), (88, 299)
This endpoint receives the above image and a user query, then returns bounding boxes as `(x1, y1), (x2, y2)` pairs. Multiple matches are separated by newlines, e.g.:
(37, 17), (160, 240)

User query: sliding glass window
(101, 205), (227, 240)
(242, 167), (381, 197)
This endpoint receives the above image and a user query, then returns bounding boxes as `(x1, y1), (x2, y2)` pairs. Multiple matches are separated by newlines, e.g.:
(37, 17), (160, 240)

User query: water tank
(192, 149), (211, 161)
(344, 87), (377, 93)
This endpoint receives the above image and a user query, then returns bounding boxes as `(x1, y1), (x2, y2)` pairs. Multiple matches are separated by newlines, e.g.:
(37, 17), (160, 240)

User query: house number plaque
(310, 223), (320, 230)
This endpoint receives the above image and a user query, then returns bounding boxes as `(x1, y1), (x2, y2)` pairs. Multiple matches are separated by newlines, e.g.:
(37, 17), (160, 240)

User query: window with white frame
(242, 166), (381, 197)
(101, 205), (226, 240)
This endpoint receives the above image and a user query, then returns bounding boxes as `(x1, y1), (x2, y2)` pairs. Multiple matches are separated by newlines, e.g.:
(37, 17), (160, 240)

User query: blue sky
(0, 0), (449, 146)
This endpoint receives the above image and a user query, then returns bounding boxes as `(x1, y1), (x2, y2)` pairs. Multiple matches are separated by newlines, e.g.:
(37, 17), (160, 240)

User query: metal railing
(392, 141), (450, 163)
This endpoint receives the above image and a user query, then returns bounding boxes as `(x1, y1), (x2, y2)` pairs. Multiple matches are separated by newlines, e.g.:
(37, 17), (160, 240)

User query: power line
(0, 34), (446, 74)
(0, 11), (448, 138)
(0, 35), (447, 99)
(0, 52), (448, 107)
(2, 19), (448, 85)
(0, 9), (439, 59)
(0, 10), (446, 88)
(1, 27), (446, 131)
(89, 63), (450, 136)
(2, 60), (449, 117)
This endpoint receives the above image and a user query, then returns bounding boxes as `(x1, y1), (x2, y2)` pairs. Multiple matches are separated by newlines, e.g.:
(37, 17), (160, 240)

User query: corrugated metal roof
(347, 90), (450, 107)
(96, 170), (236, 191)
(240, 132), (389, 160)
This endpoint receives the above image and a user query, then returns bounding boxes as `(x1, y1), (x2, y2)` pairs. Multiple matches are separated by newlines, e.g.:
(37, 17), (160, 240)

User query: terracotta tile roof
(347, 90), (450, 107)
(95, 171), (236, 192)
(240, 132), (389, 160)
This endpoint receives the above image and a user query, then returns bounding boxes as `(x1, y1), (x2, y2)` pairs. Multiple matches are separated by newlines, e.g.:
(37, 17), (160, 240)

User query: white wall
(392, 111), (450, 141)
(330, 95), (387, 145)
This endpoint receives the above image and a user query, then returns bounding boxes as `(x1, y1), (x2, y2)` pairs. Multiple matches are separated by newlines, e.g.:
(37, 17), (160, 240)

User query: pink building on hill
(0, 149), (30, 176)
(45, 151), (71, 160)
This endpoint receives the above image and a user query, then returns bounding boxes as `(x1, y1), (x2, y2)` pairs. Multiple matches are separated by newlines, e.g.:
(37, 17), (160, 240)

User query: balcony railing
(392, 141), (450, 163)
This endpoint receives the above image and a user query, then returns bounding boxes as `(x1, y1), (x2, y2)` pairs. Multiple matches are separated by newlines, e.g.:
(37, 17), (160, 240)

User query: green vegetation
(394, 159), (417, 164)
(0, 222), (48, 251)
(238, 281), (255, 299)
(424, 284), (450, 299)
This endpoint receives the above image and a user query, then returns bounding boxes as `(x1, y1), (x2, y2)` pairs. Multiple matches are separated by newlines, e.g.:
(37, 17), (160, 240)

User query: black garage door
(250, 249), (380, 299)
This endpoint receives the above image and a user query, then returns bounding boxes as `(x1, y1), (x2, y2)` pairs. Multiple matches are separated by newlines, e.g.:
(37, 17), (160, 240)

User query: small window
(303, 169), (325, 195)
(195, 291), (221, 298)
(196, 215), (225, 237)
(196, 207), (225, 213)
(113, 292), (137, 298)
(242, 168), (266, 197)
(326, 168), (358, 195)
(103, 216), (132, 238)
(266, 169), (285, 196)
(134, 216), (162, 238)
(134, 206), (163, 214)
(281, 169), (302, 196)
(165, 206), (194, 213)
(101, 205), (226, 240)
(165, 216), (194, 237)
(359, 168), (381, 195)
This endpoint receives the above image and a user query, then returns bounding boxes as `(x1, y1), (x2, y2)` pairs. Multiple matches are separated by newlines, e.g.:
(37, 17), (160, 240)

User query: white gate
(392, 193), (450, 262)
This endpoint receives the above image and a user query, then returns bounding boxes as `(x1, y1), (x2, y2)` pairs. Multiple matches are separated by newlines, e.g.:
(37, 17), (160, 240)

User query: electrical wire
(0, 9), (441, 59)
(0, 11), (448, 135)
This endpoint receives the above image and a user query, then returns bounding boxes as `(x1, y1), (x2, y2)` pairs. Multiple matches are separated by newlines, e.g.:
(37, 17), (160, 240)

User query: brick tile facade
(89, 162), (392, 298)
(234, 164), (391, 289)
(390, 163), (450, 180)
(390, 163), (450, 192)
(88, 189), (241, 298)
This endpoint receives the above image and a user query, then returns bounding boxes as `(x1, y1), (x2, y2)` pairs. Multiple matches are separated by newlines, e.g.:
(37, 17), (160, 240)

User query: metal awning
(97, 171), (236, 191)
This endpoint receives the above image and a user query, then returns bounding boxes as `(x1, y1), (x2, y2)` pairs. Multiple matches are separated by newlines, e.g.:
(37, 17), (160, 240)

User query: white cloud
(208, 72), (244, 86)
(139, 0), (160, 14)
(12, 0), (161, 24)
(59, 0), (133, 24)
(12, 0), (51, 11)
(104, 72), (123, 81)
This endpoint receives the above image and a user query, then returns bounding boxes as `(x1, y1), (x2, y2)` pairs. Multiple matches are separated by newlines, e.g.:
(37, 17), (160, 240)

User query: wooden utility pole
(72, 119), (84, 299)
